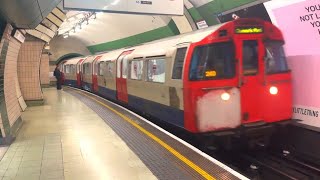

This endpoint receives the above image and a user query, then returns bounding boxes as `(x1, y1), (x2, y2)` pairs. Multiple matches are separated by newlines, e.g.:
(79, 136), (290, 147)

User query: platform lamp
(63, 32), (69, 38)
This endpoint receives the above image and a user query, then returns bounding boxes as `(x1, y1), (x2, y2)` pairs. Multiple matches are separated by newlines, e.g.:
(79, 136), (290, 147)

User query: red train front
(183, 19), (292, 138)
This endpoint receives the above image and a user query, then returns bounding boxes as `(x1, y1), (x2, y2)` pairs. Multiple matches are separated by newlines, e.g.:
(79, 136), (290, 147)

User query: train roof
(92, 22), (227, 62)
(64, 57), (84, 65)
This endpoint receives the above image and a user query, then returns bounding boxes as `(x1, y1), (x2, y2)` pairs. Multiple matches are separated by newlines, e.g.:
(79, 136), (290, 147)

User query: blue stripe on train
(128, 95), (184, 128)
(78, 85), (184, 128)
(64, 79), (77, 87)
(98, 86), (117, 100)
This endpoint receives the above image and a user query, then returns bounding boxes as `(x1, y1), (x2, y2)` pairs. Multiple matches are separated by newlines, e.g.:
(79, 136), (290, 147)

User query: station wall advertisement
(63, 0), (184, 16)
(264, 0), (320, 127)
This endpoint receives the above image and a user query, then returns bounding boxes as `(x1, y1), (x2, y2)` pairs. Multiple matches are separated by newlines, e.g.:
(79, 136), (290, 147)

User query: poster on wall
(63, 0), (184, 16)
(264, 0), (320, 127)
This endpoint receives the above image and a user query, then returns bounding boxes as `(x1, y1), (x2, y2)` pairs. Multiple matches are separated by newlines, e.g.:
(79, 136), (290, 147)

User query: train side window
(130, 60), (143, 80)
(83, 63), (91, 75)
(172, 47), (187, 79)
(122, 57), (128, 79)
(65, 65), (70, 73)
(106, 62), (114, 77)
(146, 59), (165, 83)
(72, 65), (76, 74)
(98, 62), (105, 76)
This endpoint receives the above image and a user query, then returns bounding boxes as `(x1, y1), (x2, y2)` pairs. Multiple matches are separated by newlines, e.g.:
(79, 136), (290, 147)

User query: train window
(189, 42), (235, 80)
(98, 62), (105, 76)
(106, 62), (114, 77)
(243, 40), (258, 76)
(69, 65), (74, 74)
(72, 65), (76, 74)
(117, 57), (121, 78)
(83, 63), (91, 75)
(130, 60), (143, 80)
(265, 41), (289, 74)
(64, 65), (68, 73)
(172, 47), (187, 80)
(65, 65), (71, 73)
(146, 59), (165, 83)
(122, 57), (128, 79)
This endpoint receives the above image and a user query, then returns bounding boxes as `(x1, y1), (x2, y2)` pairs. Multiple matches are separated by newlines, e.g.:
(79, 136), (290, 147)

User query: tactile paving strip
(66, 88), (241, 180)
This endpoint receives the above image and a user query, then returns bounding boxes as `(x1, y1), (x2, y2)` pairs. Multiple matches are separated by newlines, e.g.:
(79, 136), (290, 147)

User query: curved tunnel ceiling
(59, 12), (172, 46)
(48, 0), (267, 55)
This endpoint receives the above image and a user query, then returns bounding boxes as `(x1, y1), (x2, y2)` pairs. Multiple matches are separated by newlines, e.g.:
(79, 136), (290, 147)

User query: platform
(0, 87), (248, 180)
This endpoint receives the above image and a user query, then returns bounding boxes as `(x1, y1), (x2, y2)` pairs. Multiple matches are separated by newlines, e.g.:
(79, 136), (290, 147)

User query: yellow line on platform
(76, 90), (216, 180)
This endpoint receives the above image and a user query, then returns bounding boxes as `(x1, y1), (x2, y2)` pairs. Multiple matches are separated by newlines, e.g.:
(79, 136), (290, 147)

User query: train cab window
(265, 41), (289, 74)
(172, 47), (187, 79)
(146, 59), (165, 83)
(243, 40), (258, 76)
(189, 42), (235, 80)
(130, 60), (143, 80)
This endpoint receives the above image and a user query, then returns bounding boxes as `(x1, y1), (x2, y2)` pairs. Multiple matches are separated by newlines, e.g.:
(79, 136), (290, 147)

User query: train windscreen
(265, 41), (289, 74)
(189, 42), (235, 81)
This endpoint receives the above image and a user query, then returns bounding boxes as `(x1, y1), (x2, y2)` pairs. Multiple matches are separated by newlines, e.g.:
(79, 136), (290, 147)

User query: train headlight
(221, 92), (231, 101)
(269, 86), (278, 95)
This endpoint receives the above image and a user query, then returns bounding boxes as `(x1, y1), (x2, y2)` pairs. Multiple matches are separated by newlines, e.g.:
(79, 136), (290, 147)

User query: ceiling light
(111, 0), (120, 5)
(68, 17), (75, 22)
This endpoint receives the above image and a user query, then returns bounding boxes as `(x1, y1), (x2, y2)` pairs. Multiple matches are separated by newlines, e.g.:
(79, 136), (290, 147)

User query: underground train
(60, 18), (292, 147)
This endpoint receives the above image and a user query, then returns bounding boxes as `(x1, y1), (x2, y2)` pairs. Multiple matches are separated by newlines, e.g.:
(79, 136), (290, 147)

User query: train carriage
(94, 50), (124, 100)
(62, 18), (292, 145)
(63, 57), (83, 87)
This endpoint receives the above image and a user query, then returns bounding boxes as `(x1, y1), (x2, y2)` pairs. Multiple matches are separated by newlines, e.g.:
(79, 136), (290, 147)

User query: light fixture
(269, 86), (278, 95)
(63, 33), (69, 38)
(221, 92), (231, 101)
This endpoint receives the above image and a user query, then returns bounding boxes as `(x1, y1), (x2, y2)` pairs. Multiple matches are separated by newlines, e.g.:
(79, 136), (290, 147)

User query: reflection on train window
(130, 60), (143, 80)
(243, 40), (258, 76)
(172, 47), (187, 79)
(189, 42), (235, 80)
(122, 57), (128, 79)
(65, 65), (70, 73)
(265, 41), (289, 74)
(98, 62), (105, 76)
(106, 62), (114, 77)
(147, 59), (165, 83)
(70, 65), (76, 74)
(83, 63), (91, 75)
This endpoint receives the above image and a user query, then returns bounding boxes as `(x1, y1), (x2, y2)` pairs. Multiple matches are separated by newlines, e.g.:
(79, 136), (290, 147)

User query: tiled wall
(0, 24), (23, 142)
(0, 34), (6, 138)
(4, 35), (22, 126)
(18, 40), (45, 101)
(40, 53), (50, 86)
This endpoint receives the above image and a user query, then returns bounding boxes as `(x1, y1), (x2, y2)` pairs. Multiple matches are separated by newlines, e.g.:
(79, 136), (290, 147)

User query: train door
(116, 50), (133, 103)
(236, 38), (265, 124)
(92, 56), (102, 92)
(77, 59), (84, 88)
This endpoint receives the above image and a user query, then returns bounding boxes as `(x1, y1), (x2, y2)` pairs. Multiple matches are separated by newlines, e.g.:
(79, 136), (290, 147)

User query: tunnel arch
(55, 53), (83, 65)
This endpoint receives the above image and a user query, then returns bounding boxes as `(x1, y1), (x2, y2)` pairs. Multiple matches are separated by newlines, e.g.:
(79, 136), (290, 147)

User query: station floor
(0, 88), (156, 180)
